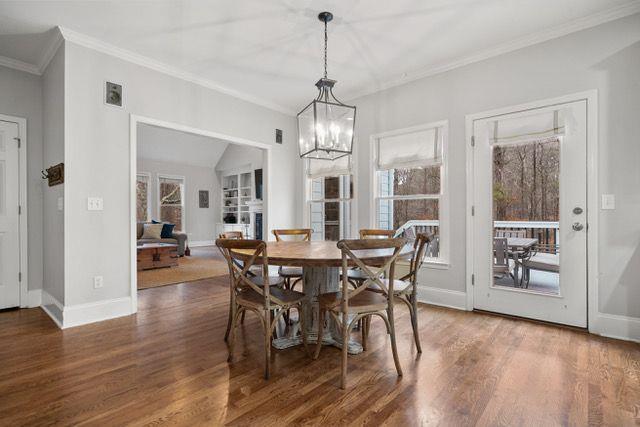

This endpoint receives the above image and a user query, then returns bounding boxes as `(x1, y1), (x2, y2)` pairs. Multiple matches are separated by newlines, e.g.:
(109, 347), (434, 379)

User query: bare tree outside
(136, 179), (148, 222)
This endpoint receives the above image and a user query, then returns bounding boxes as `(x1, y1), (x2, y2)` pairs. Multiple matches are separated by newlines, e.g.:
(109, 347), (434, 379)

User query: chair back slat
(403, 233), (433, 283)
(494, 237), (509, 268)
(359, 229), (395, 239)
(337, 238), (407, 302)
(272, 229), (312, 242)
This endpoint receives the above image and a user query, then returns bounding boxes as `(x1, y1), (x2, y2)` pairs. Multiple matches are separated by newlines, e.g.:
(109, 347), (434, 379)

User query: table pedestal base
(272, 266), (363, 355)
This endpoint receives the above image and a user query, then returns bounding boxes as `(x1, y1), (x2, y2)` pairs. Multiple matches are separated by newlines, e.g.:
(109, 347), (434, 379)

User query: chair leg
(240, 310), (246, 324)
(410, 294), (422, 354)
(224, 291), (233, 342)
(313, 308), (326, 360)
(227, 307), (241, 362)
(340, 312), (349, 390)
(298, 305), (310, 357)
(264, 309), (271, 380)
(387, 307), (403, 377)
(361, 315), (368, 351)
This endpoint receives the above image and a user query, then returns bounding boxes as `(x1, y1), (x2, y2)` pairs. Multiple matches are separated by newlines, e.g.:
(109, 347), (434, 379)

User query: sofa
(137, 222), (188, 256)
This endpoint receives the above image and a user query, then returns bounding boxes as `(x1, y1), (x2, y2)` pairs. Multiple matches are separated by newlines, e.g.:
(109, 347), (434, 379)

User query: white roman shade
(376, 126), (442, 170)
(490, 109), (565, 146)
(307, 155), (351, 178)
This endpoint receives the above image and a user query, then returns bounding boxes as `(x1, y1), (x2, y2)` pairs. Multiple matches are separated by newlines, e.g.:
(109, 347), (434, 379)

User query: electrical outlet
(93, 276), (104, 289)
(88, 197), (104, 211)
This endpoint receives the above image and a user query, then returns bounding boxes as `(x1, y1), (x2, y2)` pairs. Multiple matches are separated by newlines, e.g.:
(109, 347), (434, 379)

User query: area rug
(137, 246), (229, 290)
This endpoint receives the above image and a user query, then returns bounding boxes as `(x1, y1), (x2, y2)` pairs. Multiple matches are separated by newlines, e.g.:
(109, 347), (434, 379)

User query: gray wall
(0, 63), (43, 294)
(42, 45), (65, 304)
(64, 41), (299, 306)
(137, 158), (219, 243)
(350, 13), (640, 318)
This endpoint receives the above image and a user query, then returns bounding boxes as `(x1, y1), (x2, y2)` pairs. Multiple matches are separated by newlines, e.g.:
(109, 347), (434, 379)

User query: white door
(471, 100), (588, 327)
(0, 120), (21, 309)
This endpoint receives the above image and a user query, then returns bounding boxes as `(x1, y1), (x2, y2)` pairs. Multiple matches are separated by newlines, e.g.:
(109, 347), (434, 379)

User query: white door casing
(471, 100), (588, 327)
(0, 120), (21, 309)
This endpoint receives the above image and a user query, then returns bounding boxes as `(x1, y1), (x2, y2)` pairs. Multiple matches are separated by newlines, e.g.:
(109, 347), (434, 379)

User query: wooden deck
(1, 277), (638, 425)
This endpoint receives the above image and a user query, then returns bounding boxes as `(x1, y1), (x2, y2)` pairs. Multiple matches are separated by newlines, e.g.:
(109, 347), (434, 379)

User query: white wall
(137, 158), (219, 243)
(0, 64), (43, 294)
(350, 14), (640, 323)
(64, 41), (299, 309)
(215, 143), (264, 172)
(42, 45), (65, 305)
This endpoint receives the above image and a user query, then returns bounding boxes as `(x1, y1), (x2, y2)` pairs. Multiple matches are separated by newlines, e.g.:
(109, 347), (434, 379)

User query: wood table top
(232, 240), (414, 267)
(505, 237), (538, 249)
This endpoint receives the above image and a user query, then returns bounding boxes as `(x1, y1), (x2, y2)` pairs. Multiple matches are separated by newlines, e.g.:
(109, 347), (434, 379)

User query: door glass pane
(492, 138), (560, 294)
(310, 201), (350, 241)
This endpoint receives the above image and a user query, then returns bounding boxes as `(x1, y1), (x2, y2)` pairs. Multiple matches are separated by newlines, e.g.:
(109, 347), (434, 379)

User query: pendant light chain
(324, 18), (328, 79)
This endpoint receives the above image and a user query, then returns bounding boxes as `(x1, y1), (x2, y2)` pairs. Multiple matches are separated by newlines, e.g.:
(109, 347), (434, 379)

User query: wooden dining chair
(219, 231), (244, 239)
(217, 236), (283, 342)
(314, 237), (407, 389)
(364, 233), (432, 354)
(216, 238), (308, 380)
(272, 229), (312, 291)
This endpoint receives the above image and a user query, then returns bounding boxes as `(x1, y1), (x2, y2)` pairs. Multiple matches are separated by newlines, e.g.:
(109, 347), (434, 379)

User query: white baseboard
(27, 289), (42, 308)
(41, 290), (64, 328)
(63, 297), (133, 329)
(39, 291), (133, 329)
(417, 286), (467, 311)
(591, 312), (640, 343)
(189, 240), (215, 247)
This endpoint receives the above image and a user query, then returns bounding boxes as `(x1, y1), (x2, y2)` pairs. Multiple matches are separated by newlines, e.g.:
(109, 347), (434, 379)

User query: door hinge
(471, 205), (475, 216)
(471, 136), (475, 147)
(18, 272), (22, 282)
(18, 205), (22, 215)
(471, 274), (475, 286)
(14, 137), (21, 148)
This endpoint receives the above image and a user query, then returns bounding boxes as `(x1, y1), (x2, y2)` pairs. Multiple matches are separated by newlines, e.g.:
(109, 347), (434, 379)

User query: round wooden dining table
(233, 240), (414, 354)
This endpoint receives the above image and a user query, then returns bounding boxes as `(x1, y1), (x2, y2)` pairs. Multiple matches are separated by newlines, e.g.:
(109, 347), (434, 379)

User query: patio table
(506, 237), (538, 287)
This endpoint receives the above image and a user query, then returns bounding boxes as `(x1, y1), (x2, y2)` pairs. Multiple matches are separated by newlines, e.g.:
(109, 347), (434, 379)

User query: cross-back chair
(364, 233), (432, 353)
(314, 237), (407, 389)
(272, 229), (312, 291)
(216, 238), (308, 380)
(346, 228), (397, 287)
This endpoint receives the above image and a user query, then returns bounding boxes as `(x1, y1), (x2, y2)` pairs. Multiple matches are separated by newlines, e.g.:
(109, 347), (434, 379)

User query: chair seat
(367, 278), (412, 294)
(319, 290), (388, 312)
(523, 253), (560, 273)
(250, 275), (285, 287)
(279, 266), (303, 278)
(237, 287), (306, 307)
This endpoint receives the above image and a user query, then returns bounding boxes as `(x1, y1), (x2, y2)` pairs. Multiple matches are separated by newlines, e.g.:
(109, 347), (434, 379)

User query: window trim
(157, 173), (186, 232)
(369, 120), (450, 266)
(136, 172), (151, 222)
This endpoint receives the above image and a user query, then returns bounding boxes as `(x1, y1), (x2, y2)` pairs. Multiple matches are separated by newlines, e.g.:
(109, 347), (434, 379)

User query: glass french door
(471, 100), (588, 327)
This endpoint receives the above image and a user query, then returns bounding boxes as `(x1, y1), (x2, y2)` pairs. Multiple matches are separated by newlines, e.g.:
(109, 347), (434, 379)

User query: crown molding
(57, 26), (296, 116)
(37, 28), (64, 73)
(344, 1), (640, 102)
(0, 54), (40, 75)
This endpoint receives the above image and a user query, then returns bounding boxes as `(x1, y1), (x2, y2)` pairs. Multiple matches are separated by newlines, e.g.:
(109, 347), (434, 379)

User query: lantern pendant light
(297, 11), (356, 160)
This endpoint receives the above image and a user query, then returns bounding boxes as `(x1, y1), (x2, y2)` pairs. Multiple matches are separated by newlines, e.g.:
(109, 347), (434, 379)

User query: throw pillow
(152, 220), (176, 238)
(141, 223), (163, 240)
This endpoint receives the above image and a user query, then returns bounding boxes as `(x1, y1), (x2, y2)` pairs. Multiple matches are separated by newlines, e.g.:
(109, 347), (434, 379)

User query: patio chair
(520, 249), (560, 288)
(493, 237), (514, 279)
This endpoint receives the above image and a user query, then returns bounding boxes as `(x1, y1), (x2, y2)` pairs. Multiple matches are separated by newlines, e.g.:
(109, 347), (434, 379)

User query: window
(305, 156), (353, 241)
(373, 122), (448, 261)
(136, 173), (150, 222)
(158, 175), (185, 231)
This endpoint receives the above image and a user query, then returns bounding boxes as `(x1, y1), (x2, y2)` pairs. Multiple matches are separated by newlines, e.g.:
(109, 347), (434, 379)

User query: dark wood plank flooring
(1, 277), (639, 426)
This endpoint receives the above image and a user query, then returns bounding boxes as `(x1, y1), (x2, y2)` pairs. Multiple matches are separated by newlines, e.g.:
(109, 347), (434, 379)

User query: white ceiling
(137, 123), (229, 168)
(0, 0), (638, 113)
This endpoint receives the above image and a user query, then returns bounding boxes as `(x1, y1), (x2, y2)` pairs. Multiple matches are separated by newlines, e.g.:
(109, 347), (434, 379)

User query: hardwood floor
(1, 277), (639, 426)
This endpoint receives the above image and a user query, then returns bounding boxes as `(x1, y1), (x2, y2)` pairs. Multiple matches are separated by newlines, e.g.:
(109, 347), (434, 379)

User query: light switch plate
(601, 194), (615, 210)
(93, 276), (104, 289)
(88, 197), (104, 211)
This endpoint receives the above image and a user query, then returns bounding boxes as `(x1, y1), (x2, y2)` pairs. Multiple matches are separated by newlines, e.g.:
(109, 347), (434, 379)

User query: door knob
(572, 222), (584, 231)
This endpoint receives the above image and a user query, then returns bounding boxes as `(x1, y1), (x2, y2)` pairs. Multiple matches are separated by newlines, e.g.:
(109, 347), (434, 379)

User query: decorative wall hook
(42, 163), (64, 187)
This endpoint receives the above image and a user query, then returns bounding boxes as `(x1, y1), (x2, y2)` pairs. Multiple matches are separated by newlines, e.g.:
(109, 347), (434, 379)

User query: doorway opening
(129, 116), (271, 312)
